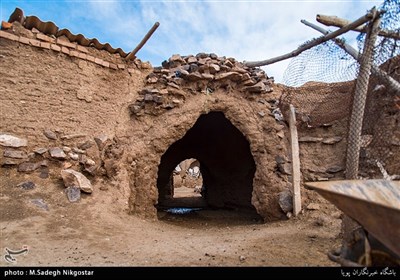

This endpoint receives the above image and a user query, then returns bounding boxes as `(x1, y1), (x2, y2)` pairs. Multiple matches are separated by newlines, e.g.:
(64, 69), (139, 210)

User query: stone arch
(156, 111), (257, 210)
(128, 92), (286, 221)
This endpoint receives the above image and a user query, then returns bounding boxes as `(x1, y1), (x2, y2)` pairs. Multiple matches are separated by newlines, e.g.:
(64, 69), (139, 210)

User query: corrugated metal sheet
(8, 8), (128, 57)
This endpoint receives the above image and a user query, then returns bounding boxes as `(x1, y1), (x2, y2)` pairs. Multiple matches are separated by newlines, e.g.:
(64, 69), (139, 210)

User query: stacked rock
(129, 53), (274, 116)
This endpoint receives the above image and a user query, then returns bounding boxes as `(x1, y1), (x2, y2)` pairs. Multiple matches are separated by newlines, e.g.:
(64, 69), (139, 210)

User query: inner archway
(156, 111), (257, 212)
(173, 158), (203, 194)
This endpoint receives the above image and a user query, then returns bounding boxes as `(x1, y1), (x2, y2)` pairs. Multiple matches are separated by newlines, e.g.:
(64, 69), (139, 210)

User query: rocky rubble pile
(0, 131), (121, 202)
(129, 53), (274, 116)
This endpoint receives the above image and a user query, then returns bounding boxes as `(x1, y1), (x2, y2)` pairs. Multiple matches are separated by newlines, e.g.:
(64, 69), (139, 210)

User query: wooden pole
(301, 19), (400, 95)
(288, 104), (302, 216)
(316, 14), (400, 40)
(244, 11), (374, 68)
(346, 9), (381, 179)
(125, 22), (160, 61)
(317, 14), (366, 31)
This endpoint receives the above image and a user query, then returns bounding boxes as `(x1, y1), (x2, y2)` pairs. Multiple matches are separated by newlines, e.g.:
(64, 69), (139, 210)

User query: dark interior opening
(156, 111), (257, 213)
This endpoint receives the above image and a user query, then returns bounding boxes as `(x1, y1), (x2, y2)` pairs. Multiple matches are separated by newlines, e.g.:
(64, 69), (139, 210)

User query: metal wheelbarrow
(305, 179), (400, 260)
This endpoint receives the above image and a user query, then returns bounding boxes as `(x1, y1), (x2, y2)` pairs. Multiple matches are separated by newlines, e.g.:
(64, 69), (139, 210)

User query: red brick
(40, 42), (51, 49)
(0, 30), (19, 41)
(1, 21), (12, 30)
(18, 36), (30, 45)
(94, 58), (104, 66)
(50, 44), (61, 52)
(117, 64), (126, 70)
(70, 50), (79, 57)
(86, 55), (95, 62)
(76, 45), (89, 53)
(56, 38), (76, 49)
(61, 46), (70, 55)
(102, 61), (110, 68)
(36, 33), (55, 43)
(128, 68), (140, 75)
(109, 63), (118, 70)
(78, 52), (87, 59)
(29, 38), (41, 47)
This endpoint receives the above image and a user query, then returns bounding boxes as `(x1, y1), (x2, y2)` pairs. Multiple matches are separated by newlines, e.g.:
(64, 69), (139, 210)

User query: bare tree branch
(244, 10), (375, 68)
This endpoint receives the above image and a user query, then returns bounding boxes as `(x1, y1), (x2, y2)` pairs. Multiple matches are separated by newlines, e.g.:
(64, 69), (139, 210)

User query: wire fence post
(345, 9), (381, 180)
(341, 9), (382, 264)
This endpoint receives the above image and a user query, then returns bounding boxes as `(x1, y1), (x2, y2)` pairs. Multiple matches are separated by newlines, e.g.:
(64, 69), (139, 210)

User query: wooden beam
(288, 104), (302, 216)
(317, 14), (367, 32)
(126, 22), (160, 61)
(244, 10), (374, 68)
(316, 14), (400, 40)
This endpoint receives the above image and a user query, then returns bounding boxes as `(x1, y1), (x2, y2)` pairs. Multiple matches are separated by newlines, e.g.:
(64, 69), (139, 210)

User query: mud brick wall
(0, 31), (147, 147)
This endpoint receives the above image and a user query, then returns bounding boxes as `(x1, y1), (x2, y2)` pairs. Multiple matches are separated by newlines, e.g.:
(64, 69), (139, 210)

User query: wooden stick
(301, 19), (359, 59)
(244, 11), (374, 68)
(288, 104), (301, 216)
(125, 22), (160, 61)
(301, 19), (400, 95)
(317, 14), (400, 40)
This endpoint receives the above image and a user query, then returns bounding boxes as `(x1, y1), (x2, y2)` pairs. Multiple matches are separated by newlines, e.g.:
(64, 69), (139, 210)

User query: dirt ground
(0, 168), (342, 267)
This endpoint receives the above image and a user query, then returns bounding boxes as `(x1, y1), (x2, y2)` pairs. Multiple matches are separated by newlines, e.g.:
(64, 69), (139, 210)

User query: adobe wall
(0, 24), (149, 207)
(120, 90), (289, 220)
(0, 22), (361, 222)
(0, 36), (145, 145)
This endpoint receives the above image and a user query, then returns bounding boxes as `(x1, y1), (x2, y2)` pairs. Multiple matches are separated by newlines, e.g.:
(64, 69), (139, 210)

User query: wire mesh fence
(282, 40), (358, 87)
(280, 0), (400, 179)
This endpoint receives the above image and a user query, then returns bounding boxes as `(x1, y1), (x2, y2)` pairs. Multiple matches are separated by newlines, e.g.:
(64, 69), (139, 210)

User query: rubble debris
(61, 169), (93, 193)
(49, 147), (67, 159)
(279, 190), (293, 213)
(17, 181), (36, 190)
(30, 198), (49, 211)
(129, 53), (274, 117)
(4, 149), (27, 159)
(307, 203), (321, 210)
(43, 129), (57, 140)
(65, 186), (81, 202)
(0, 134), (27, 147)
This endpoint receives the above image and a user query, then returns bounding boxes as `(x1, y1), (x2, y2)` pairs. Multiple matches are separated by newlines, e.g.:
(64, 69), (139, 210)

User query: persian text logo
(4, 246), (29, 263)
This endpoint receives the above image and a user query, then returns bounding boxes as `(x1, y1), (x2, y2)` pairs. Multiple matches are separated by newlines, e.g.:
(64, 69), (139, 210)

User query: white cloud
(136, 0), (381, 82)
(1, 0), (382, 83)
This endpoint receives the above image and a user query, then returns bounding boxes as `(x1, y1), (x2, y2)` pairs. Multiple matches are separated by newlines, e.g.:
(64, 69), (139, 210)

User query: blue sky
(0, 0), (382, 82)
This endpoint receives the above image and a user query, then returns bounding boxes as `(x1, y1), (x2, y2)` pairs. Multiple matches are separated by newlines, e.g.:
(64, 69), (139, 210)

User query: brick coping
(0, 29), (151, 72)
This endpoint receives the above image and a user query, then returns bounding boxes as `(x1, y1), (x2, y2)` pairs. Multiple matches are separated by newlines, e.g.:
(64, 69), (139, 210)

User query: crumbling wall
(0, 24), (147, 145)
(0, 21), (364, 222)
(280, 82), (353, 182)
(122, 91), (290, 220)
(0, 24), (149, 203)
(116, 52), (295, 221)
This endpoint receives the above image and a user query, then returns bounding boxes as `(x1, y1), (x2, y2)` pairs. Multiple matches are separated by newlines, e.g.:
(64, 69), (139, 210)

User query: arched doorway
(156, 111), (257, 212)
